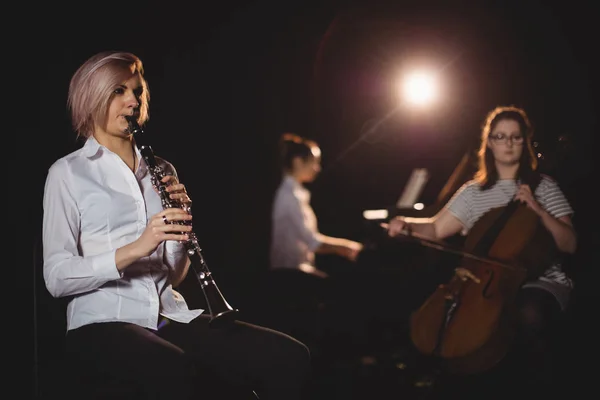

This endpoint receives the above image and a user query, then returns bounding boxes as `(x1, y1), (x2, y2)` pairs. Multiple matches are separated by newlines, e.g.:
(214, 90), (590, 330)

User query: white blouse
(42, 136), (202, 331)
(270, 175), (323, 270)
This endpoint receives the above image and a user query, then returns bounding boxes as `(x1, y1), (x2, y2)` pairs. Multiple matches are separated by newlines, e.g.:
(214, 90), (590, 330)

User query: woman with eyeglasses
(386, 105), (577, 395)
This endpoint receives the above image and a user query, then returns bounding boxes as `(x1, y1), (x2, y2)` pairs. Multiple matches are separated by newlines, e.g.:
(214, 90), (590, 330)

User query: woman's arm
(43, 161), (122, 298)
(539, 213), (577, 254)
(389, 208), (466, 241)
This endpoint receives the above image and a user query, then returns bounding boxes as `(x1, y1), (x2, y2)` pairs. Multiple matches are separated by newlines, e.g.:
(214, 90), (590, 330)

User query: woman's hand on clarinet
(162, 175), (192, 207)
(135, 209), (193, 258)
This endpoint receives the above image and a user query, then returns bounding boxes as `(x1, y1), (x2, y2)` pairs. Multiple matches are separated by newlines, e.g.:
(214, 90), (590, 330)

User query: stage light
(398, 70), (439, 107)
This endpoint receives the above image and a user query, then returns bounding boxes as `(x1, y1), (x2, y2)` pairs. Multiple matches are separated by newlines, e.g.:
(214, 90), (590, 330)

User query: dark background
(32, 0), (598, 397)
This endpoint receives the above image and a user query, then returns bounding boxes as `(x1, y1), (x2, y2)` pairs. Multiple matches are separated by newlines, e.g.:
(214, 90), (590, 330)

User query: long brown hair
(474, 106), (540, 190)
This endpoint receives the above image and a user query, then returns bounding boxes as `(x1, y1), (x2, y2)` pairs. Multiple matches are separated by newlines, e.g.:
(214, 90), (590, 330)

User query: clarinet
(126, 116), (239, 328)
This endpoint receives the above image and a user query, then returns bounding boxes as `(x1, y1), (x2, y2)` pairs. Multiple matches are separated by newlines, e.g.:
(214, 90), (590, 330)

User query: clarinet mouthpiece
(125, 115), (144, 135)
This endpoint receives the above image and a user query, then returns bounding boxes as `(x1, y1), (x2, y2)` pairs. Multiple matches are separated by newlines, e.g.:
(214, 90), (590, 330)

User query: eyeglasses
(489, 133), (524, 145)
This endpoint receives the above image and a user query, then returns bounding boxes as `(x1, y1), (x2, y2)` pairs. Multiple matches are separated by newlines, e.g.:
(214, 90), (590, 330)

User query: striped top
(446, 175), (574, 295)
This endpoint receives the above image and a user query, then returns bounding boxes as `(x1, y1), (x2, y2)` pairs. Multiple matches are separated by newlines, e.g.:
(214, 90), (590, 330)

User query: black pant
(508, 287), (564, 392)
(64, 315), (311, 400)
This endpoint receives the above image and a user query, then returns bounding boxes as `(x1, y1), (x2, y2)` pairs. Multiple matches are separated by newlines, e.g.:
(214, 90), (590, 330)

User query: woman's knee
(283, 333), (312, 379)
(263, 328), (311, 374)
(516, 288), (561, 340)
(289, 334), (312, 363)
(153, 345), (195, 378)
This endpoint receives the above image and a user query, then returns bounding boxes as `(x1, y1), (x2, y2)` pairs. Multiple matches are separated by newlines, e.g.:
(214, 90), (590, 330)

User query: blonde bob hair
(67, 51), (150, 138)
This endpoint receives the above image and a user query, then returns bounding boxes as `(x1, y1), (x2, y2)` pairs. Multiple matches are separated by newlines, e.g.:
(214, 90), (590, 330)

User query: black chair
(33, 232), (72, 399)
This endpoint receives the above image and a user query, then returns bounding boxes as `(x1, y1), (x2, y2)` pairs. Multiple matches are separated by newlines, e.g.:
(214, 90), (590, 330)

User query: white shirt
(42, 136), (203, 331)
(270, 175), (323, 270)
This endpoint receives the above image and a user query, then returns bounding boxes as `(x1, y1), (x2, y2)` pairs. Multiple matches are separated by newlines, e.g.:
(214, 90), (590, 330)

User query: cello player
(387, 105), (577, 394)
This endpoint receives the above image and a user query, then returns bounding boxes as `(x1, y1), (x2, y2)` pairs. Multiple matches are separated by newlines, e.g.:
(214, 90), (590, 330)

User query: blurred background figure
(262, 133), (363, 355)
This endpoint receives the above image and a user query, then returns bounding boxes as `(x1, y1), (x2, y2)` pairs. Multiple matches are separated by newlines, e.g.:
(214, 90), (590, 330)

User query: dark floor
(236, 258), (595, 400)
(33, 245), (597, 399)
(32, 291), (595, 400)
(293, 297), (592, 400)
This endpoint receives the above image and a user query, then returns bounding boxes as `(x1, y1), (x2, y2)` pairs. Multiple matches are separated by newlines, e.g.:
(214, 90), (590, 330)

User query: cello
(395, 197), (558, 375)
